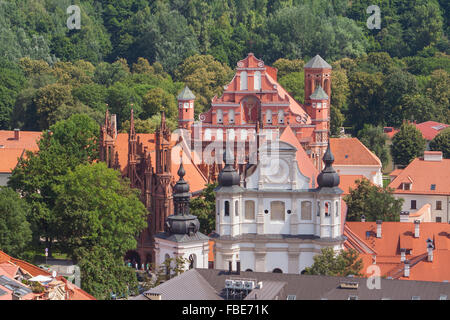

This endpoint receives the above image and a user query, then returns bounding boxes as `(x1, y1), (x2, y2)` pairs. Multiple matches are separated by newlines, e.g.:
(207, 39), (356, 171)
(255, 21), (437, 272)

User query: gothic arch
(240, 95), (260, 124)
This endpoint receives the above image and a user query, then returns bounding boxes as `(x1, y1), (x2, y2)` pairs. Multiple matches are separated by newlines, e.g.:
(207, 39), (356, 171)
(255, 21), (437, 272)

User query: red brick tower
(177, 86), (196, 132)
(304, 55), (332, 106)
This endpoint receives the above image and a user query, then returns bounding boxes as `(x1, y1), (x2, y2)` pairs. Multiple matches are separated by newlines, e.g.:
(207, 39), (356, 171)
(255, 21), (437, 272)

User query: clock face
(261, 157), (289, 184)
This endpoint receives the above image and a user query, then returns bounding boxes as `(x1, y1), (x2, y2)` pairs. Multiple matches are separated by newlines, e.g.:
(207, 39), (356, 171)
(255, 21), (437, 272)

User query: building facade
(213, 139), (345, 274)
(178, 53), (332, 174)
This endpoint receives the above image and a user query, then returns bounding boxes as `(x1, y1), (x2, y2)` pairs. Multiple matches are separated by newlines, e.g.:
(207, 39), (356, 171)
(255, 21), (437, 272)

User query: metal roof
(304, 55), (332, 69)
(177, 86), (196, 100)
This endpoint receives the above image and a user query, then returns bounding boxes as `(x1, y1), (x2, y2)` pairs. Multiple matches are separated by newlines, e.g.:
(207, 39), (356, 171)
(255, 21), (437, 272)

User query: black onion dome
(166, 215), (200, 235)
(218, 150), (240, 187)
(317, 142), (340, 188)
(173, 162), (190, 194)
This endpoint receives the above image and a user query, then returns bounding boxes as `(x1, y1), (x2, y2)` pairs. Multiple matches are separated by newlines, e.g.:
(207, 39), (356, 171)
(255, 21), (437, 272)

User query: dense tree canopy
(190, 183), (217, 235)
(0, 187), (32, 258)
(429, 127), (450, 158)
(303, 247), (363, 277)
(344, 179), (403, 222)
(357, 125), (390, 168)
(391, 122), (427, 166)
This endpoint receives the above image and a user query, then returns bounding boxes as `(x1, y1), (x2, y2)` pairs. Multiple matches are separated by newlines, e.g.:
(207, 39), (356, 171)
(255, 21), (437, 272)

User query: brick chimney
(400, 248), (406, 262)
(376, 220), (382, 238)
(414, 220), (420, 238)
(404, 260), (410, 278)
(423, 151), (443, 162)
(14, 128), (20, 140)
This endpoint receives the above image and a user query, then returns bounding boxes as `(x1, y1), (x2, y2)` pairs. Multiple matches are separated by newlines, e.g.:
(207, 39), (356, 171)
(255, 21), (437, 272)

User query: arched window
(278, 110), (285, 124)
(270, 201), (285, 221)
(335, 201), (339, 217)
(216, 129), (223, 141)
(325, 202), (330, 217)
(245, 200), (255, 220)
(217, 200), (220, 216)
(224, 201), (230, 216)
(217, 109), (223, 124)
(228, 109), (235, 124)
(245, 269), (253, 272)
(235, 200), (239, 216)
(254, 71), (261, 90)
(272, 268), (283, 273)
(227, 129), (235, 141)
(317, 201), (320, 216)
(301, 201), (312, 220)
(189, 254), (196, 269)
(266, 109), (272, 124)
(240, 71), (248, 90)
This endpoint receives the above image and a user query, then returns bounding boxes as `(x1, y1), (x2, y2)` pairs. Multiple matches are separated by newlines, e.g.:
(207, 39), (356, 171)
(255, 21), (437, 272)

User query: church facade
(178, 53), (332, 173)
(213, 139), (345, 274)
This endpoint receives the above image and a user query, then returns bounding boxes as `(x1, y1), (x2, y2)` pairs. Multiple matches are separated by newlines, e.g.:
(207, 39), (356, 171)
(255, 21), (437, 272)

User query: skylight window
(432, 125), (446, 131)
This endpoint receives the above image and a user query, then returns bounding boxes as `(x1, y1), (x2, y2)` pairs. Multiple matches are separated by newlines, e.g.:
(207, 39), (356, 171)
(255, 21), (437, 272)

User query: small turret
(177, 86), (196, 131)
(317, 141), (340, 189)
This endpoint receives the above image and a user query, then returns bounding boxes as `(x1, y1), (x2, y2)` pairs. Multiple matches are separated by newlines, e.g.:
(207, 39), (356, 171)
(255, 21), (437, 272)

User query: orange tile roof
(389, 169), (403, 178)
(208, 240), (214, 262)
(0, 130), (41, 173)
(345, 221), (450, 282)
(415, 121), (449, 141)
(339, 175), (366, 195)
(114, 133), (208, 193)
(330, 138), (381, 166)
(388, 157), (450, 196)
(280, 125), (319, 188)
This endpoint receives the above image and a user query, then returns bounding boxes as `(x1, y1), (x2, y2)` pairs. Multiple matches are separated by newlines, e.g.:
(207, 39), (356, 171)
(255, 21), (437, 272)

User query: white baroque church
(212, 140), (345, 274)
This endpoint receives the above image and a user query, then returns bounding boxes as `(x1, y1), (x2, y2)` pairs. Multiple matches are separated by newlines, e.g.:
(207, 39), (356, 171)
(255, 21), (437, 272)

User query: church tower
(177, 86), (196, 131)
(151, 110), (174, 239)
(154, 161), (210, 271)
(304, 55), (332, 106)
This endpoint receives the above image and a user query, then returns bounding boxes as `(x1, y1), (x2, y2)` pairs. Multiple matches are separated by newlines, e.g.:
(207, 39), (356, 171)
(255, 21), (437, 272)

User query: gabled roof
(177, 86), (196, 100)
(280, 125), (318, 188)
(0, 130), (41, 173)
(310, 85), (329, 100)
(339, 175), (366, 195)
(388, 157), (450, 195)
(304, 55), (332, 69)
(415, 121), (449, 141)
(330, 138), (382, 166)
(345, 222), (450, 282)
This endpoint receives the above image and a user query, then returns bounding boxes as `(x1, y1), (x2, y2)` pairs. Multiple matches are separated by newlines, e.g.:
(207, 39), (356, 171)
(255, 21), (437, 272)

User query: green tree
(391, 122), (427, 166)
(278, 71), (304, 103)
(175, 54), (233, 114)
(8, 114), (100, 254)
(120, 113), (177, 134)
(357, 125), (390, 168)
(344, 179), (403, 222)
(76, 246), (138, 300)
(0, 58), (26, 129)
(0, 187), (32, 258)
(272, 58), (304, 78)
(303, 247), (363, 277)
(190, 183), (217, 235)
(429, 127), (450, 158)
(53, 162), (147, 258)
(141, 87), (177, 119)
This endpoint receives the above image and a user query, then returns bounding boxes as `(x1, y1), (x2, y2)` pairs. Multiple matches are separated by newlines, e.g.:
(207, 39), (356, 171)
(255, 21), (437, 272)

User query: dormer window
(402, 183), (411, 190)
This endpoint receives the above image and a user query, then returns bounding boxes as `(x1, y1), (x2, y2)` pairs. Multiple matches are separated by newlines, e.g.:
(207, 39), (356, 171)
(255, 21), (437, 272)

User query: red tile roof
(388, 157), (450, 196)
(330, 138), (381, 166)
(0, 130), (41, 173)
(345, 222), (450, 282)
(415, 121), (449, 141)
(280, 125), (319, 188)
(114, 133), (208, 193)
(339, 175), (366, 195)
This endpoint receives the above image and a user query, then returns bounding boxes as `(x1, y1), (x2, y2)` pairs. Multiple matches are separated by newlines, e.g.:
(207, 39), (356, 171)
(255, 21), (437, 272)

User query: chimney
(228, 261), (232, 274)
(376, 220), (382, 238)
(14, 128), (20, 140)
(423, 151), (443, 162)
(400, 248), (406, 262)
(236, 261), (241, 275)
(361, 215), (366, 222)
(427, 243), (434, 262)
(404, 260), (410, 278)
(414, 220), (420, 238)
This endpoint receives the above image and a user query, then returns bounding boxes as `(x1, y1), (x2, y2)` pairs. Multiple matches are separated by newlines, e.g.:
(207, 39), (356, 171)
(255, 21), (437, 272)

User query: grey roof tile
(304, 55), (332, 69)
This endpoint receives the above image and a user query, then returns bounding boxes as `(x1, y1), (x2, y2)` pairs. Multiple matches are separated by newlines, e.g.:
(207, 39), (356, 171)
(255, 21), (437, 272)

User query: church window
(317, 201), (320, 216)
(254, 71), (261, 90)
(217, 200), (220, 215)
(204, 129), (212, 141)
(240, 71), (248, 90)
(325, 202), (330, 216)
(301, 201), (312, 220)
(278, 110), (285, 124)
(266, 109), (272, 124)
(235, 201), (239, 216)
(224, 201), (230, 216)
(217, 109), (223, 123)
(229, 109), (235, 123)
(245, 200), (255, 220)
(270, 201), (285, 221)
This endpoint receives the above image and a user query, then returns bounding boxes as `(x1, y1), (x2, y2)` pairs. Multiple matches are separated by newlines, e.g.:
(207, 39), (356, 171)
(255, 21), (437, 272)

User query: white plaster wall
(335, 165), (382, 187)
(265, 251), (289, 273)
(394, 193), (450, 223)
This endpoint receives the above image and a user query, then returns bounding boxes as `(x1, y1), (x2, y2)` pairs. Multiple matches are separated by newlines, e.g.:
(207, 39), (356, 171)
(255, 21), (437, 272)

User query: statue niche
(241, 96), (260, 124)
